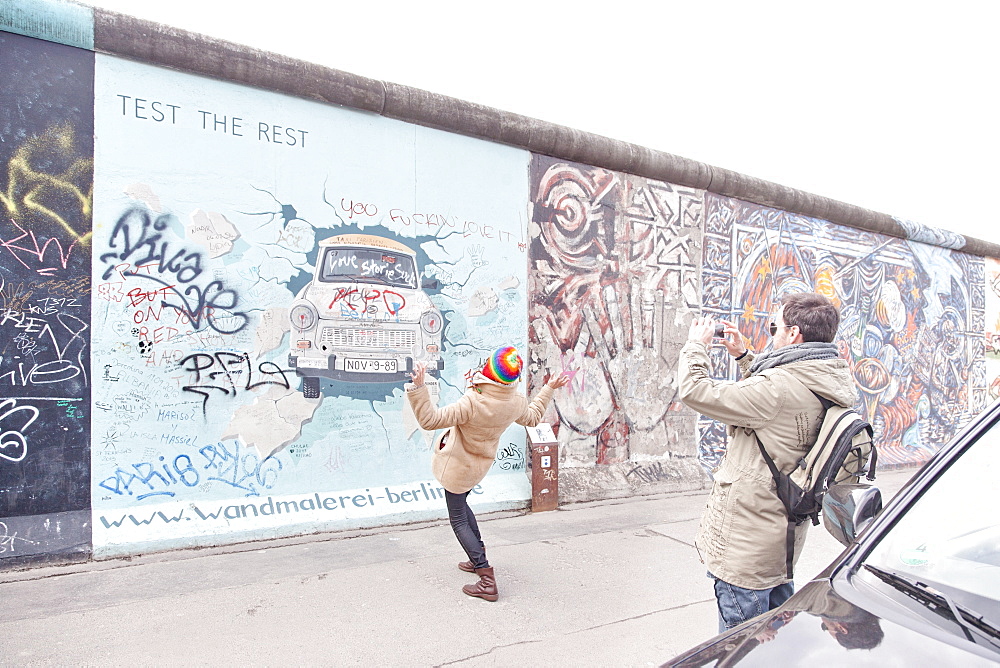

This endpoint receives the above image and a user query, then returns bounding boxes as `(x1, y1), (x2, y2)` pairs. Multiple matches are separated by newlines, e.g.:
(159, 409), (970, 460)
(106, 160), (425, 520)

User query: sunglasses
(769, 322), (791, 336)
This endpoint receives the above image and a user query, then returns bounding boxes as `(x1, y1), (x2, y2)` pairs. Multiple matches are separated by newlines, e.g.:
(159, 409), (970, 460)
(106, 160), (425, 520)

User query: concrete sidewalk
(0, 468), (916, 667)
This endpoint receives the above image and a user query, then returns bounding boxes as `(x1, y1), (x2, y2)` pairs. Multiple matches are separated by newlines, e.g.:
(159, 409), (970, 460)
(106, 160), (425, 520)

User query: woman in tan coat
(406, 346), (569, 601)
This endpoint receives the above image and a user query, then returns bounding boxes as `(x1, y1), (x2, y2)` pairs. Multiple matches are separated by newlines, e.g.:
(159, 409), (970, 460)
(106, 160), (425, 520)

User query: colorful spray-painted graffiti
(89, 53), (532, 556)
(0, 32), (94, 565)
(701, 193), (986, 470)
(527, 156), (704, 493)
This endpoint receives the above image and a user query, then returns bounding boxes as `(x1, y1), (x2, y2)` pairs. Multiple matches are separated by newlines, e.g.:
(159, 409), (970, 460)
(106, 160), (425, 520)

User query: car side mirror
(823, 484), (883, 547)
(421, 278), (438, 290)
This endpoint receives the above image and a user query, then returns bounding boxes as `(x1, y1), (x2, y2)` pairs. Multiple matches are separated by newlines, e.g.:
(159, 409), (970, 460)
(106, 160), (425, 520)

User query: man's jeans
(444, 490), (489, 569)
(711, 573), (794, 633)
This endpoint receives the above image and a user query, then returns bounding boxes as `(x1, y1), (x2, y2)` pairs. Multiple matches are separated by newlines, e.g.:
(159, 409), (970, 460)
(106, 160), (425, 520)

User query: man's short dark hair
(781, 292), (840, 343)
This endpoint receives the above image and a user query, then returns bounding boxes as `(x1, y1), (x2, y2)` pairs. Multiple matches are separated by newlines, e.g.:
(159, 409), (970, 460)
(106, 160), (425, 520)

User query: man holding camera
(676, 292), (858, 632)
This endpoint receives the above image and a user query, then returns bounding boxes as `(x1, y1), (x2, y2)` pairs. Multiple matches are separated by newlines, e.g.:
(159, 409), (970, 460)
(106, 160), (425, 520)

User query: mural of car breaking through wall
(1, 20), (998, 568)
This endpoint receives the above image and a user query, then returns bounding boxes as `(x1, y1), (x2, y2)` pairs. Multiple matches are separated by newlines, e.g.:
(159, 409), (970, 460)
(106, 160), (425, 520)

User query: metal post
(526, 423), (558, 512)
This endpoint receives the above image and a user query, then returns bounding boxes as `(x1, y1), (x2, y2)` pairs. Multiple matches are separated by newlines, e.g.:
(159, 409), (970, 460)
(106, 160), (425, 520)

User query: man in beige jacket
(677, 292), (858, 632)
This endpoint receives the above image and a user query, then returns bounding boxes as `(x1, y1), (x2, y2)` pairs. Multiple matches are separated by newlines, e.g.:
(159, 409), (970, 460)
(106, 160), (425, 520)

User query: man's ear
(790, 325), (804, 344)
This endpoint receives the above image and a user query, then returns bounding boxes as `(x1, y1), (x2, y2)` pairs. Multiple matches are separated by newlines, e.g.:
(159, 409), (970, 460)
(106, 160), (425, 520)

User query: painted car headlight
(420, 310), (443, 335)
(290, 303), (318, 331)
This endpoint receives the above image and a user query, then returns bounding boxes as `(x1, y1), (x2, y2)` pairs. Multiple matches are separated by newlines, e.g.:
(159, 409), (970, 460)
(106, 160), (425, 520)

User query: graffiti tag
(99, 207), (248, 335)
(0, 218), (78, 276)
(329, 287), (406, 316)
(0, 310), (87, 386)
(0, 521), (38, 554)
(98, 441), (283, 500)
(0, 399), (39, 463)
(178, 352), (291, 413)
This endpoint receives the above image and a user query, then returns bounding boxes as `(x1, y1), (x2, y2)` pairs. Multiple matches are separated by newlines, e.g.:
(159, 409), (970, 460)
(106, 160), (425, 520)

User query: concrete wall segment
(86, 51), (535, 557)
(527, 155), (707, 502)
(91, 10), (386, 114)
(705, 165), (906, 240)
(698, 193), (988, 472)
(0, 0), (92, 49)
(3, 0), (1000, 568)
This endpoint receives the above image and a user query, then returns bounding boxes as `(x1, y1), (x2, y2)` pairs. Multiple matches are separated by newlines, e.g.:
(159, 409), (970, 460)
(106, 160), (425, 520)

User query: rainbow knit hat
(481, 346), (523, 384)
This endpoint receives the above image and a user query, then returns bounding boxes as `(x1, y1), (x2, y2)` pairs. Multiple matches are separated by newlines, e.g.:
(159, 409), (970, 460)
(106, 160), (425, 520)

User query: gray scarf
(747, 342), (839, 376)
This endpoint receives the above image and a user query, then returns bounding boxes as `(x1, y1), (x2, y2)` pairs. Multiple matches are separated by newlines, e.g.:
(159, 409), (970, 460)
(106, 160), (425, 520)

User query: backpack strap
(782, 518), (796, 581)
(754, 389), (831, 580)
(865, 441), (878, 481)
(811, 390), (833, 412)
(753, 388), (829, 490)
(755, 435), (797, 580)
(754, 435), (784, 494)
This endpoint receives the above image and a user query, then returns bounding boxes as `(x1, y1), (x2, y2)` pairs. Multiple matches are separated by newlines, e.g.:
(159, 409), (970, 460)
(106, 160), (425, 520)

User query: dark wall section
(0, 31), (94, 566)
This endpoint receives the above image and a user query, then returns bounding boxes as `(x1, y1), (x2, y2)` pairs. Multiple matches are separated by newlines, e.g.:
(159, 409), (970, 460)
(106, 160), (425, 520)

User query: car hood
(299, 282), (433, 323)
(665, 580), (994, 666)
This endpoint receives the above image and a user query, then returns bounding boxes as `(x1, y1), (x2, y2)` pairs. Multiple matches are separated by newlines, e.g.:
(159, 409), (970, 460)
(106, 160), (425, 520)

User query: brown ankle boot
(458, 561), (475, 573)
(462, 567), (498, 601)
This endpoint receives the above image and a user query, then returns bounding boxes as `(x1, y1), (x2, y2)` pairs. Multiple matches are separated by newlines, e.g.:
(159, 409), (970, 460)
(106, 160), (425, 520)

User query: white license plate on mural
(344, 358), (397, 373)
(297, 357), (327, 369)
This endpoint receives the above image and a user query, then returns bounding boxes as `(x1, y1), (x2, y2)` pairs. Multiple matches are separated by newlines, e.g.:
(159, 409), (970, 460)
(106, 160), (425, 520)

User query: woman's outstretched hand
(546, 370), (572, 389)
(409, 361), (427, 387)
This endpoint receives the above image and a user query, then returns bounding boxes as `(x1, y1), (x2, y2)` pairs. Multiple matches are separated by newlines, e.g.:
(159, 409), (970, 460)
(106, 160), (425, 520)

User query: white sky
(81, 0), (999, 243)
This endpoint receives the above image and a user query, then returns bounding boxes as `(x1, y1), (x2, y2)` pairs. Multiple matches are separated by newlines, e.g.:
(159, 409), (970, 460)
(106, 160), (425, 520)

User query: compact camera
(713, 324), (725, 338)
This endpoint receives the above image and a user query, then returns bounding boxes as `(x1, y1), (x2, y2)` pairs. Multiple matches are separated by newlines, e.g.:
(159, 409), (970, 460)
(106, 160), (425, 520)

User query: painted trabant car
(288, 234), (444, 396)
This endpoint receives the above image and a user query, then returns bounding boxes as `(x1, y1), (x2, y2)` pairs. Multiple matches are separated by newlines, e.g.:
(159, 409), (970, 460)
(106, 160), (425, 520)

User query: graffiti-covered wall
(528, 157), (990, 502)
(0, 31), (93, 565)
(3, 0), (1000, 567)
(699, 194), (987, 468)
(87, 56), (532, 557)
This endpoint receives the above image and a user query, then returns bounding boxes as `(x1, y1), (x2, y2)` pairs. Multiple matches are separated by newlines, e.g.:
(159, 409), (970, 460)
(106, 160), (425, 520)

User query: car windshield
(864, 417), (1000, 626)
(320, 248), (417, 289)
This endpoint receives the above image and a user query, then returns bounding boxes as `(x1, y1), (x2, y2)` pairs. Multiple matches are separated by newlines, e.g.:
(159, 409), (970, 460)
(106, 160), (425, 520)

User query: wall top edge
(6, 0), (998, 259)
(1, 0), (93, 49)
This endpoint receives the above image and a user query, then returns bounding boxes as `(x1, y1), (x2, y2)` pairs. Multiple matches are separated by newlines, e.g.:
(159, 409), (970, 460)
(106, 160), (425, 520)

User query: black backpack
(755, 391), (877, 579)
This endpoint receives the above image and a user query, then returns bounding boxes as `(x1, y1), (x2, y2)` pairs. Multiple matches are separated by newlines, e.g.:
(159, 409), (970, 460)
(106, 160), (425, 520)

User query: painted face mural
(88, 54), (532, 556)
(699, 194), (986, 470)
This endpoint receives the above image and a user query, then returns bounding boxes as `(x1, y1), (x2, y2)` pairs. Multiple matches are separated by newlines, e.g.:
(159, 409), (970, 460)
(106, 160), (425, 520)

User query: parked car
(288, 234), (444, 396)
(666, 399), (1000, 666)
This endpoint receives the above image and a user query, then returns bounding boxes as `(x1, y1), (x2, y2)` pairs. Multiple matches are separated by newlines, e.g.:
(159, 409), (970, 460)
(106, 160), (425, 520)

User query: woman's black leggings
(444, 490), (489, 569)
